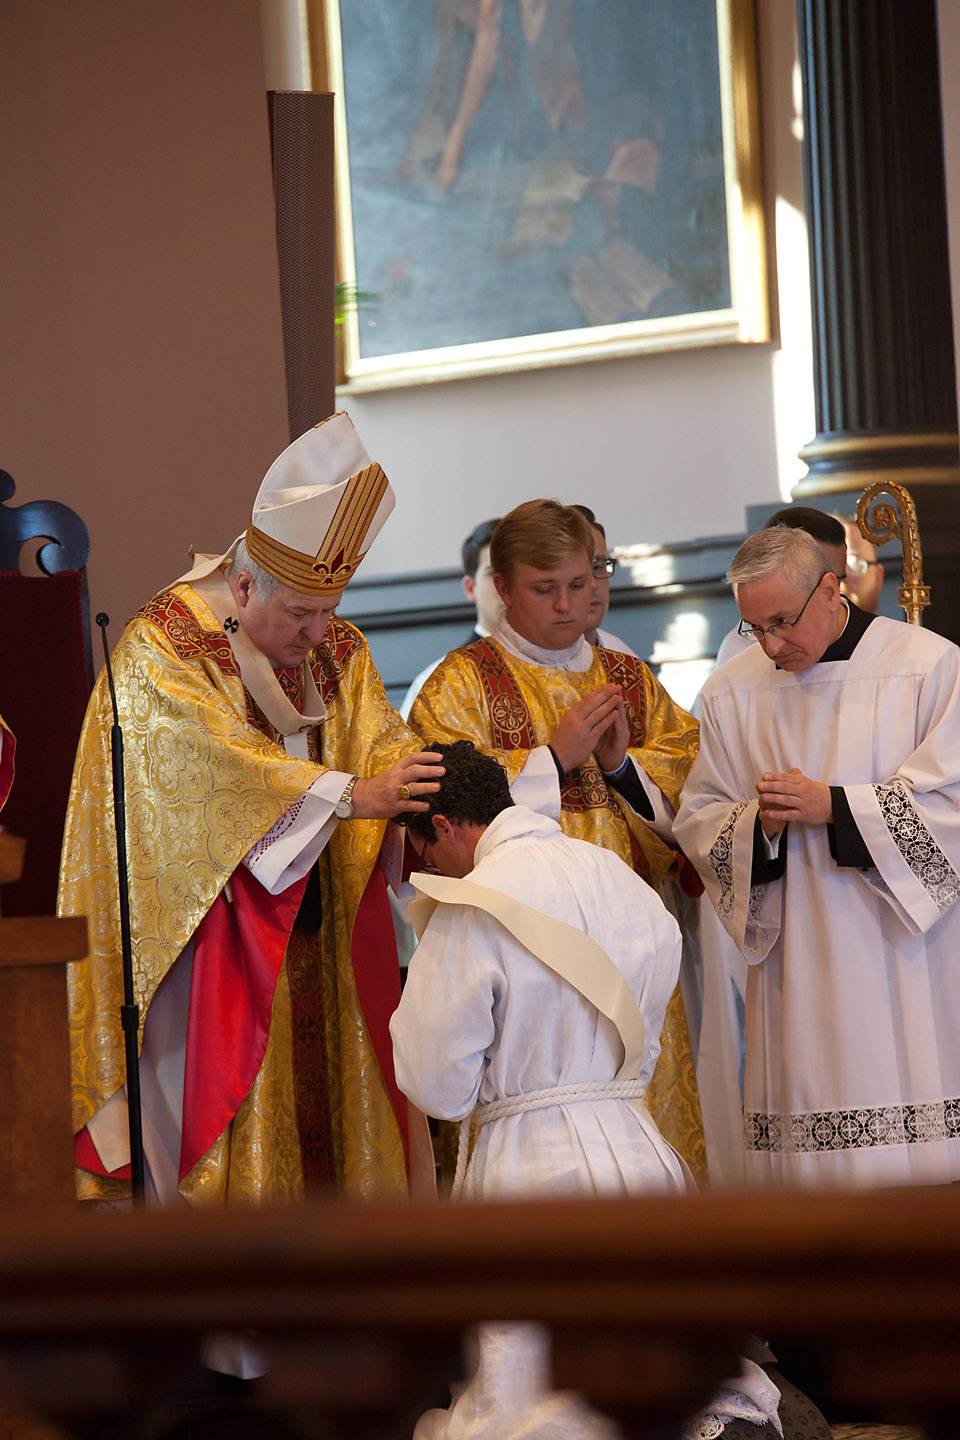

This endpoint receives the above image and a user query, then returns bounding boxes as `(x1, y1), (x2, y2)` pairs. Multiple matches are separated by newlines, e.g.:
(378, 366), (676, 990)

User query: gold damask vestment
(410, 637), (707, 1181)
(59, 583), (416, 1204)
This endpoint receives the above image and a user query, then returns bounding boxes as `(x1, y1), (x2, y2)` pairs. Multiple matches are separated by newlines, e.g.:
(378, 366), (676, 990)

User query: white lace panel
(708, 802), (748, 918)
(875, 779), (960, 914)
(683, 1390), (778, 1438)
(685, 1418), (724, 1439)
(747, 884), (766, 929)
(746, 1095), (960, 1155)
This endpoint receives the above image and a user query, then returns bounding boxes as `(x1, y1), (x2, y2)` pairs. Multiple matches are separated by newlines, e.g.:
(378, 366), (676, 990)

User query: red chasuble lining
(74, 865), (307, 1183)
(180, 864), (308, 1180)
(350, 859), (409, 1160)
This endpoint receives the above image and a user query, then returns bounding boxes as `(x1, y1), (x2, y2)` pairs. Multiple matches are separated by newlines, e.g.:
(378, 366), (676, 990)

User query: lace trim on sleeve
(243, 794), (307, 869)
(875, 779), (960, 914)
(708, 802), (748, 918)
(747, 884), (766, 930)
(683, 1390), (779, 1438)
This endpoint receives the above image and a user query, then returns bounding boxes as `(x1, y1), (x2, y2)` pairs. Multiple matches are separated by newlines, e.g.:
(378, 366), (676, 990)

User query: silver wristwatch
(334, 776), (358, 820)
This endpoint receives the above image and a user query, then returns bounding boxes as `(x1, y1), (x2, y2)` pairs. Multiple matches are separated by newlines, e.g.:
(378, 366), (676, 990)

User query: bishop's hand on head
(350, 752), (445, 820)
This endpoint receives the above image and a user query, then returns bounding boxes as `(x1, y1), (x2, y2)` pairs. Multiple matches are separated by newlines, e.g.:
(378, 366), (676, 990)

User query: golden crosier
(856, 480), (930, 626)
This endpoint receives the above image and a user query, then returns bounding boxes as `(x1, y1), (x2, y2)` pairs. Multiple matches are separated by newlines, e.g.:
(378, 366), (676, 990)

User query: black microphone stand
(96, 614), (146, 1204)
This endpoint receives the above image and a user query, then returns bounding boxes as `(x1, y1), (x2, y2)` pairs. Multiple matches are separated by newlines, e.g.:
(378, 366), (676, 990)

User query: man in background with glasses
(675, 524), (960, 1191)
(572, 503), (637, 654)
(833, 511), (885, 614)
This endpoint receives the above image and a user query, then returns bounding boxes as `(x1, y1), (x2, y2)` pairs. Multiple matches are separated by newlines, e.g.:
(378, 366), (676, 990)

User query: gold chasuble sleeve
(599, 652), (701, 880)
(625, 661), (699, 813)
(60, 585), (415, 1205)
(410, 640), (707, 1184)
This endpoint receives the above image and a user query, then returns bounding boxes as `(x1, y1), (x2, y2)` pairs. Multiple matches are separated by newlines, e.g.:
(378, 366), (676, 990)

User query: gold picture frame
(309, 0), (767, 392)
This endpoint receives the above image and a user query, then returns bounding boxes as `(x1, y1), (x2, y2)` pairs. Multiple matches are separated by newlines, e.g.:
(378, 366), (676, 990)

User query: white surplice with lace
(675, 615), (960, 1189)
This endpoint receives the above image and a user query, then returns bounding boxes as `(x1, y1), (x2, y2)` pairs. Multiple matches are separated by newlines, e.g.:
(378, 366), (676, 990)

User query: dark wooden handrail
(0, 1185), (958, 1435)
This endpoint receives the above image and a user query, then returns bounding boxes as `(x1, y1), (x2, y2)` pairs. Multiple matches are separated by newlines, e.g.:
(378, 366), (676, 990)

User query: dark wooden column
(792, 0), (960, 641)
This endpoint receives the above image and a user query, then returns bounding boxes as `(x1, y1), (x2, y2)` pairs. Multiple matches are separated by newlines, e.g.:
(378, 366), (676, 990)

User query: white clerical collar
(494, 618), (594, 672)
(836, 597), (851, 638)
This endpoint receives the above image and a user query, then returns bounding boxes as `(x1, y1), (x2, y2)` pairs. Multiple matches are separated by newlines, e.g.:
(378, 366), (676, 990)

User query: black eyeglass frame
(737, 571), (830, 642)
(592, 557), (618, 578)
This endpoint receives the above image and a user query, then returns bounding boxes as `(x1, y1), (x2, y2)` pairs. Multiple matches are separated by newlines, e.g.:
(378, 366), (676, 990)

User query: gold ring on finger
(397, 783), (411, 802)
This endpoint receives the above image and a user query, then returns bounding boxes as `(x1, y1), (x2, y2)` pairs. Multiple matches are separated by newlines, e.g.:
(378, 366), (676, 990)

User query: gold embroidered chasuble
(410, 638), (707, 1182)
(59, 582), (415, 1205)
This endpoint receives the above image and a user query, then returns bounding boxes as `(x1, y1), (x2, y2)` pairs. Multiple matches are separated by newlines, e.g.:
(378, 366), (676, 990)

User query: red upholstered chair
(0, 469), (93, 916)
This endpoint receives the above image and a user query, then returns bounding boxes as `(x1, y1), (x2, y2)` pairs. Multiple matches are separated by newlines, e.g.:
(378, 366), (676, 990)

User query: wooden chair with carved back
(0, 469), (92, 1212)
(0, 467), (94, 917)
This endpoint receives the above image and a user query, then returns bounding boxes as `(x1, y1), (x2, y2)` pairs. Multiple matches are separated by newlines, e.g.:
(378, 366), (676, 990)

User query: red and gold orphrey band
(245, 462), (389, 596)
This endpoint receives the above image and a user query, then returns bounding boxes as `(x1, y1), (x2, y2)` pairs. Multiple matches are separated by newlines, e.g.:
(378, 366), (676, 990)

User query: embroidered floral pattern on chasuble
(60, 585), (410, 1204)
(409, 637), (707, 1183)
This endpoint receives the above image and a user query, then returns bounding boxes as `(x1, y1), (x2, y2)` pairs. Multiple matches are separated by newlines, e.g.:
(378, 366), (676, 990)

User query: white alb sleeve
(510, 746), (562, 820)
(242, 770), (351, 895)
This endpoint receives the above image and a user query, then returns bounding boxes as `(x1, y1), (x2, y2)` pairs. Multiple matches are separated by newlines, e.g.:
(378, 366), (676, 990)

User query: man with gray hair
(60, 413), (443, 1216)
(675, 525), (960, 1190)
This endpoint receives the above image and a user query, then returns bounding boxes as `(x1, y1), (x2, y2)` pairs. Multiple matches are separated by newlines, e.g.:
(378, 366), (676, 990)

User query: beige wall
(0, 0), (290, 633)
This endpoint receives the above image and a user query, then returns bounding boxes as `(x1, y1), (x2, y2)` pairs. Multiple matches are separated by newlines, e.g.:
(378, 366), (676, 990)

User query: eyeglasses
(846, 554), (881, 576)
(737, 573), (828, 642)
(592, 557), (618, 578)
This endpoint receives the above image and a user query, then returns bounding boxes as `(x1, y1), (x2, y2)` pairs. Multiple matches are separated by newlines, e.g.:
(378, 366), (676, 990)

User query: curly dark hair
(404, 740), (513, 845)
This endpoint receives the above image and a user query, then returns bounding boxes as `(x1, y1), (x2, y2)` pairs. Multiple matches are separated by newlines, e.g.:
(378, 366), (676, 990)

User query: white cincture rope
(452, 1077), (647, 1200)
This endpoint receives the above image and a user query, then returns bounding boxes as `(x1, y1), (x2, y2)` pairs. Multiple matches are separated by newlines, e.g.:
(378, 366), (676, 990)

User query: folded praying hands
(756, 767), (833, 838)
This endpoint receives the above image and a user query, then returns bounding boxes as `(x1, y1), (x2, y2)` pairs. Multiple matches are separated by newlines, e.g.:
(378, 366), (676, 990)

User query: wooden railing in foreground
(0, 1184), (958, 1438)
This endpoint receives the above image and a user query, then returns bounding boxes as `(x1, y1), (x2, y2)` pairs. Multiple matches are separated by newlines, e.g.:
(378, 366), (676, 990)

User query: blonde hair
(490, 500), (595, 583)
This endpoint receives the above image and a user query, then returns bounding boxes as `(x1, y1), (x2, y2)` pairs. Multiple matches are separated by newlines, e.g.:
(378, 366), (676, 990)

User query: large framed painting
(309, 0), (767, 390)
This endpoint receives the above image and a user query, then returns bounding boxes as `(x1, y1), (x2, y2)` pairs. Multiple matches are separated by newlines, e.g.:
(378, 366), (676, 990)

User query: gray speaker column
(267, 90), (337, 441)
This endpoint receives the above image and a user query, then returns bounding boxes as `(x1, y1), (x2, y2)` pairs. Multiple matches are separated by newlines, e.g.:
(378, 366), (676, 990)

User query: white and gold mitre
(176, 412), (394, 597)
(245, 412), (394, 595)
